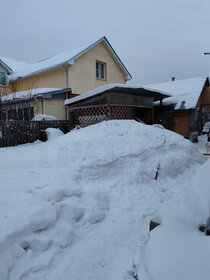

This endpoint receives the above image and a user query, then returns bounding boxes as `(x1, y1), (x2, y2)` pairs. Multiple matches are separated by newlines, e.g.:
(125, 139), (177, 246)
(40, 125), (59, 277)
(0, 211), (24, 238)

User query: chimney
(171, 77), (175, 82)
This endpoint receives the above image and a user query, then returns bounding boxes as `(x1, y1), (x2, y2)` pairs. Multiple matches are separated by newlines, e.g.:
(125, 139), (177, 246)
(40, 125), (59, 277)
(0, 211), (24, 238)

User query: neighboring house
(143, 77), (210, 138)
(0, 57), (29, 97)
(64, 84), (169, 128)
(0, 88), (71, 120)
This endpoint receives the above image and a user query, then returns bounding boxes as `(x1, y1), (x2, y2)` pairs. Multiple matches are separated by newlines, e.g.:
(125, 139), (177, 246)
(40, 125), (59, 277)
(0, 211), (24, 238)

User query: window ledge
(96, 77), (107, 81)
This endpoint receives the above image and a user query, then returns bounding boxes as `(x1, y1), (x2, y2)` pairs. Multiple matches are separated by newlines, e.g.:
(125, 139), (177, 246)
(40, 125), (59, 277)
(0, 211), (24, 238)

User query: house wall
(69, 42), (126, 95)
(43, 99), (66, 120)
(34, 100), (41, 116)
(0, 66), (9, 96)
(34, 99), (66, 120)
(197, 86), (210, 106)
(10, 68), (67, 93)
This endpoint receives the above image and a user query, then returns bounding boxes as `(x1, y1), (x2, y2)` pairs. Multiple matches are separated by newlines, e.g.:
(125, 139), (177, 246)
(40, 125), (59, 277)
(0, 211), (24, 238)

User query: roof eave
(12, 62), (71, 81)
(11, 36), (132, 81)
(0, 59), (12, 72)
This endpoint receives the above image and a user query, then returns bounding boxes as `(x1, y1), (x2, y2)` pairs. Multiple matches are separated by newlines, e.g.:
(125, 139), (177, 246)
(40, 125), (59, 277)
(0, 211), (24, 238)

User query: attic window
(0, 72), (6, 86)
(96, 61), (106, 80)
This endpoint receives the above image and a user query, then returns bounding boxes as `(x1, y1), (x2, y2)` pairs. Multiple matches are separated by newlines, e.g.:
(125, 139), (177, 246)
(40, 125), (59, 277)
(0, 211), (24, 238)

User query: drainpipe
(61, 66), (68, 88)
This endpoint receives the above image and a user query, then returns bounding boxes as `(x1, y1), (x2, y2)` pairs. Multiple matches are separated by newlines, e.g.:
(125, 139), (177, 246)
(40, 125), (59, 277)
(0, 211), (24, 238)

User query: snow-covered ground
(0, 120), (208, 280)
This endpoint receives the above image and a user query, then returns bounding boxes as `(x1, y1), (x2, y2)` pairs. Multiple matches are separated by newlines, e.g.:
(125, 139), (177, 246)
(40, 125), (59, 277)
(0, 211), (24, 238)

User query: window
(0, 72), (6, 86)
(96, 61), (106, 79)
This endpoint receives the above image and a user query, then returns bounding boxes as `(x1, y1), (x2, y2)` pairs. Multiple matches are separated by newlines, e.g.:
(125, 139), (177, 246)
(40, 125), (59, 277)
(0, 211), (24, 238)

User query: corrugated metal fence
(0, 120), (70, 148)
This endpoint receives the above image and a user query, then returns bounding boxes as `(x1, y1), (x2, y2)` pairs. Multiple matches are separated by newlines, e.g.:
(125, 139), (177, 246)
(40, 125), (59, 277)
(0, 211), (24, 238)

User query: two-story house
(0, 37), (132, 120)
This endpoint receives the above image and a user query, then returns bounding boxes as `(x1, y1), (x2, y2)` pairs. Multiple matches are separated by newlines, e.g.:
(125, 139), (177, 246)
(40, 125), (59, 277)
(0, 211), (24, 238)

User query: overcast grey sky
(1, 0), (210, 85)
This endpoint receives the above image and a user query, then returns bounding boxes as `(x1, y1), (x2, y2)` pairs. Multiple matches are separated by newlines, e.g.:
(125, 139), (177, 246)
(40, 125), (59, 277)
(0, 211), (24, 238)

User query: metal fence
(0, 120), (70, 147)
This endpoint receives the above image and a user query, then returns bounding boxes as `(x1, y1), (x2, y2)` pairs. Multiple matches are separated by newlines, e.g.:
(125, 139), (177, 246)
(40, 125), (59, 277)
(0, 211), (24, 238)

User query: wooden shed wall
(67, 92), (154, 108)
(173, 112), (189, 137)
(197, 86), (210, 106)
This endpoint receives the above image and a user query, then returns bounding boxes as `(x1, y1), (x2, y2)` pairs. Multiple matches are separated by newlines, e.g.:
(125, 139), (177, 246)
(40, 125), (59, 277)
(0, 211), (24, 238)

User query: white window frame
(96, 61), (106, 80)
(0, 71), (6, 86)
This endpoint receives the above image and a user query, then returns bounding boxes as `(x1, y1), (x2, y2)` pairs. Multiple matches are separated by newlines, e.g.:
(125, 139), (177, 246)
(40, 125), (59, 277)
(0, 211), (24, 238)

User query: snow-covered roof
(144, 77), (207, 110)
(65, 84), (123, 105)
(0, 57), (30, 72)
(64, 83), (170, 106)
(1, 88), (60, 102)
(7, 37), (131, 81)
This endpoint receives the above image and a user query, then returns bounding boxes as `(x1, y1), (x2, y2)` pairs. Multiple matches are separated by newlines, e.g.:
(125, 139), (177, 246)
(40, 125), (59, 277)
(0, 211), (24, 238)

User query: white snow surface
(1, 88), (60, 102)
(0, 120), (207, 280)
(64, 83), (164, 105)
(144, 76), (207, 109)
(45, 128), (64, 140)
(32, 114), (57, 121)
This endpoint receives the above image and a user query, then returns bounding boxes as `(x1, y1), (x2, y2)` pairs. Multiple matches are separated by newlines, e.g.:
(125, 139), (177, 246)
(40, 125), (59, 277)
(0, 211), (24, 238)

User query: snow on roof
(64, 83), (170, 106)
(64, 83), (125, 105)
(0, 57), (30, 72)
(1, 88), (60, 102)
(8, 37), (131, 81)
(9, 43), (94, 80)
(144, 77), (207, 110)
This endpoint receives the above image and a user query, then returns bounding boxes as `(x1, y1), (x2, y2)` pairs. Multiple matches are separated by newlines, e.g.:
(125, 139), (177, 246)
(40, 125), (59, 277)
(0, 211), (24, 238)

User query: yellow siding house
(0, 37), (132, 119)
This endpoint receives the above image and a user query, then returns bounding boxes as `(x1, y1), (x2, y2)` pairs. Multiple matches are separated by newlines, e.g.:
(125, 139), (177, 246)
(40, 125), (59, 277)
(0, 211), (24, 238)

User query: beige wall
(69, 42), (126, 95)
(43, 99), (66, 120)
(10, 67), (67, 93)
(34, 99), (66, 120)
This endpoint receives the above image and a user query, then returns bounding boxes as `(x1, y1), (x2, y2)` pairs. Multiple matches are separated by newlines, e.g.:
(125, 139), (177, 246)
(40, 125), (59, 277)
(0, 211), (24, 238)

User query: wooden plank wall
(0, 120), (70, 147)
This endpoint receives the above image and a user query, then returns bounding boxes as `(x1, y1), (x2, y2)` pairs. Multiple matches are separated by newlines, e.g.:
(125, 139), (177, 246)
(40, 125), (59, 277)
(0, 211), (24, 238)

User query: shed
(144, 77), (210, 138)
(64, 84), (169, 128)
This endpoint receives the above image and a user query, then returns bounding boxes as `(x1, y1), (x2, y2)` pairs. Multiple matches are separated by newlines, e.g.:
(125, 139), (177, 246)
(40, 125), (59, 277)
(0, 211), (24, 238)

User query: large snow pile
(0, 120), (205, 280)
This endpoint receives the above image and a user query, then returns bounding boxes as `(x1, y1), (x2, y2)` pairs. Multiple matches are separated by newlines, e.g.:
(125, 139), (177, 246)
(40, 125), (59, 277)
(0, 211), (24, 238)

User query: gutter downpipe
(61, 66), (68, 89)
(61, 65), (70, 120)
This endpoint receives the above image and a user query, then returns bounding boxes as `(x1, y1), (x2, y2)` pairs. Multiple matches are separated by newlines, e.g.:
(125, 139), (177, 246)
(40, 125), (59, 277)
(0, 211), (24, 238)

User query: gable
(8, 37), (131, 81)
(68, 43), (127, 95)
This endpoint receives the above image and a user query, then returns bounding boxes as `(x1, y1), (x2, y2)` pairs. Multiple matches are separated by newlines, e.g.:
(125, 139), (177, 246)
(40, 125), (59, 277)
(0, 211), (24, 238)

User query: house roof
(1, 88), (71, 103)
(6, 37), (132, 81)
(64, 83), (170, 106)
(143, 76), (208, 110)
(0, 57), (30, 73)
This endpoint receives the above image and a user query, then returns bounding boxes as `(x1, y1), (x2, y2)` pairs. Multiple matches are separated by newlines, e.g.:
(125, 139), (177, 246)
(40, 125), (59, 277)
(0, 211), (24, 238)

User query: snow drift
(0, 120), (204, 280)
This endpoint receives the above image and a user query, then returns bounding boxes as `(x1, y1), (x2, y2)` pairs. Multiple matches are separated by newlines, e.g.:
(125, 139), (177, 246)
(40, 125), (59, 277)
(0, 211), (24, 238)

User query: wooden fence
(0, 120), (70, 148)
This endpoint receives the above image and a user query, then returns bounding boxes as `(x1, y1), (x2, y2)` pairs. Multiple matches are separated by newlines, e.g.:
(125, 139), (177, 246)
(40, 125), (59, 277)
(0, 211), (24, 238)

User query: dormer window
(0, 72), (6, 86)
(96, 61), (106, 80)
